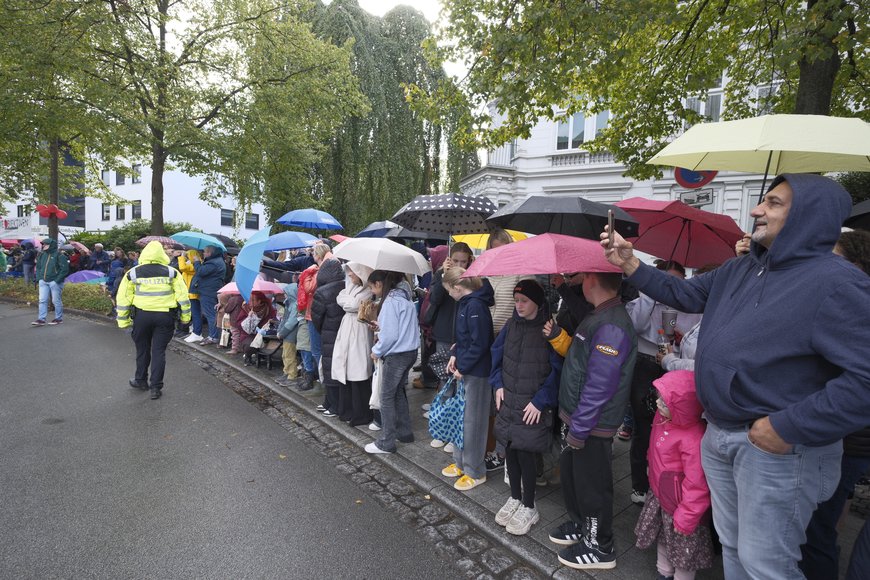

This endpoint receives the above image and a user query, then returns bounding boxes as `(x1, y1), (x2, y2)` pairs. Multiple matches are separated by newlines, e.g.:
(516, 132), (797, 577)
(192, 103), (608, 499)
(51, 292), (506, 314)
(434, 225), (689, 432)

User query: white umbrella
(332, 237), (430, 276)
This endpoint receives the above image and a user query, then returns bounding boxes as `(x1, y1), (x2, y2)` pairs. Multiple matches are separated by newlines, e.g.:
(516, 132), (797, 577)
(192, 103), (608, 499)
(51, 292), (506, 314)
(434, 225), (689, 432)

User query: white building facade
(461, 100), (768, 234)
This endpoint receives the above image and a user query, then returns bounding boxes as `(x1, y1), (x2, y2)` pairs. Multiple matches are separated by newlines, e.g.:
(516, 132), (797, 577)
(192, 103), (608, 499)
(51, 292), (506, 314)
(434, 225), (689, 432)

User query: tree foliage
(411, 0), (866, 179)
(70, 219), (195, 250)
(837, 172), (870, 204)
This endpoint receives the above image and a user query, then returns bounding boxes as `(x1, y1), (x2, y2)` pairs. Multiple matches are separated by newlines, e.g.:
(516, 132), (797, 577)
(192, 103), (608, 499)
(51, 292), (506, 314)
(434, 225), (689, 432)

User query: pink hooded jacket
(648, 369), (711, 535)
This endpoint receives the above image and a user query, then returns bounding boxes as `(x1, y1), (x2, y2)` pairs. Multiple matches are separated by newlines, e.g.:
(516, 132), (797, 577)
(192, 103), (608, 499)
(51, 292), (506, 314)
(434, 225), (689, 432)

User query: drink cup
(661, 309), (678, 338)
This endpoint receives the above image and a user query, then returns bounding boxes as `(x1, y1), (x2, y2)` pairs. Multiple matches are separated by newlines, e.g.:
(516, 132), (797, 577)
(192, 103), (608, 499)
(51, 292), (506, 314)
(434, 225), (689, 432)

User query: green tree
(837, 172), (870, 204)
(411, 0), (866, 179)
(70, 219), (195, 251)
(82, 0), (364, 235)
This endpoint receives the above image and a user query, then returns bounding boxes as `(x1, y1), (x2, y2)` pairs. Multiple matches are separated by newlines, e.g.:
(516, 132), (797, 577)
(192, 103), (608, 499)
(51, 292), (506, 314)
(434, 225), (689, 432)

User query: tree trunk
(793, 1), (841, 115)
(48, 137), (59, 240)
(151, 141), (166, 235)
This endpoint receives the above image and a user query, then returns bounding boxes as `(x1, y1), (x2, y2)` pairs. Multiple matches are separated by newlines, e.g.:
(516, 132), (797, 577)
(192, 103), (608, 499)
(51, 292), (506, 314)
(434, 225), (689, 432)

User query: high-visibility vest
(116, 264), (191, 328)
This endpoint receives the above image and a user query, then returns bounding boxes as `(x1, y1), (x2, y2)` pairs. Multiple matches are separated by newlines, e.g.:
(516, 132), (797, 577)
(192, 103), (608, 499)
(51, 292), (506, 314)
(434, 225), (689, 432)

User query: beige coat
(331, 263), (375, 383)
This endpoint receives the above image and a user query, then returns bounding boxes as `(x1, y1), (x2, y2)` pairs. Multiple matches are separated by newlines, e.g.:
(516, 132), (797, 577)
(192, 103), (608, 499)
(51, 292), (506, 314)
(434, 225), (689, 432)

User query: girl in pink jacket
(634, 370), (714, 579)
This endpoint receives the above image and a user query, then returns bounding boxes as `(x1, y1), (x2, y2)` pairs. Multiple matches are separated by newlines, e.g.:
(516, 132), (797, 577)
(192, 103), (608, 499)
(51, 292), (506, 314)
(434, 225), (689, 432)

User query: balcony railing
(550, 151), (615, 167)
(486, 142), (516, 167)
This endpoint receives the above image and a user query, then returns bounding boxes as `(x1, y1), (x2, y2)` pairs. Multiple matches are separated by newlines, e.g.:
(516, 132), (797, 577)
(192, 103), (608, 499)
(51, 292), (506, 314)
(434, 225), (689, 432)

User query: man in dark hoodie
(32, 238), (70, 326)
(602, 174), (870, 579)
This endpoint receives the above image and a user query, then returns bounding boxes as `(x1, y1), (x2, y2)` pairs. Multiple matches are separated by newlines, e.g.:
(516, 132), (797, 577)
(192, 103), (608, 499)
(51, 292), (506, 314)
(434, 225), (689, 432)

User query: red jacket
(648, 369), (710, 535)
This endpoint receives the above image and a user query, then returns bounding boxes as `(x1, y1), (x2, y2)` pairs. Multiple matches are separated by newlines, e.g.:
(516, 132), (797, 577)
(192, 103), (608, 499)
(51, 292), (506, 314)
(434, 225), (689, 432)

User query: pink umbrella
(463, 233), (622, 277)
(329, 234), (349, 243)
(615, 197), (744, 268)
(218, 279), (285, 295)
(69, 241), (91, 255)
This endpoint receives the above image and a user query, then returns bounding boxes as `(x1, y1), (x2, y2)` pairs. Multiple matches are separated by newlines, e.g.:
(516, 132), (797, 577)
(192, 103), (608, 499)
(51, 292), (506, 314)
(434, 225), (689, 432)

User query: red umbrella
(218, 279), (285, 295)
(615, 197), (744, 268)
(463, 233), (622, 277)
(69, 241), (91, 255)
(329, 234), (349, 243)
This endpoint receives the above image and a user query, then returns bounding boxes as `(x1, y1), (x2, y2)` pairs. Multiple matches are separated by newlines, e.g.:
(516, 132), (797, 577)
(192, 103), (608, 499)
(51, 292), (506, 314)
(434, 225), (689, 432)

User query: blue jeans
(300, 350), (315, 373)
(701, 420), (842, 579)
(23, 264), (35, 285)
(38, 280), (63, 321)
(801, 453), (870, 579)
(189, 299), (202, 335)
(375, 350), (416, 452)
(199, 292), (218, 339)
(307, 320), (322, 376)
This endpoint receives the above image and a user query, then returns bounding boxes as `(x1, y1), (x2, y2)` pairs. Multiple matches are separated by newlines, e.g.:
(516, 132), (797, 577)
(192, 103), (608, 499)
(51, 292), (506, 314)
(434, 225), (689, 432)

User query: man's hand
(600, 226), (640, 276)
(735, 233), (751, 256)
(748, 416), (792, 454)
(495, 388), (504, 411)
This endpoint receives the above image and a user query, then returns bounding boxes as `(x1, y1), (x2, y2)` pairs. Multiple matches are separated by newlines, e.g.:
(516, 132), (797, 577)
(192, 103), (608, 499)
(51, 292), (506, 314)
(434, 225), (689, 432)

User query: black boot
(298, 370), (314, 391)
(129, 378), (148, 390)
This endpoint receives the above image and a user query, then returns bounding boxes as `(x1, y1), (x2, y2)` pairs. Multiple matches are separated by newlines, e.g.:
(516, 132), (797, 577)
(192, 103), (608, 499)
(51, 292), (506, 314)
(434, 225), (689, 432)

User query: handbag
(241, 311), (261, 335)
(369, 359), (383, 410)
(358, 299), (380, 324)
(219, 327), (230, 347)
(428, 345), (452, 381)
(250, 332), (264, 349)
(427, 377), (465, 449)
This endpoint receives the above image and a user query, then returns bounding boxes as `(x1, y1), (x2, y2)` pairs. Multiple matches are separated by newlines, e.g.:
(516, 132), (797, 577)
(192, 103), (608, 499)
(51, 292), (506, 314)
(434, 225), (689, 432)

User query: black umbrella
(208, 233), (239, 248)
(486, 195), (639, 240)
(845, 200), (870, 231)
(385, 226), (448, 242)
(391, 192), (498, 236)
(356, 220), (399, 238)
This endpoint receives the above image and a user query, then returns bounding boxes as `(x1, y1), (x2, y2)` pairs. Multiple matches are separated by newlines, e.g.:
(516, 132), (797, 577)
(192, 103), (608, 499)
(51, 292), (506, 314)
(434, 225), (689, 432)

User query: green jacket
(35, 238), (69, 284)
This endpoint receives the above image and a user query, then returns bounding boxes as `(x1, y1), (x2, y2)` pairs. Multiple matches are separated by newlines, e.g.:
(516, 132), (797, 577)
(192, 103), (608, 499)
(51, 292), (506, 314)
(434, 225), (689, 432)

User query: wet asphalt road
(0, 303), (450, 578)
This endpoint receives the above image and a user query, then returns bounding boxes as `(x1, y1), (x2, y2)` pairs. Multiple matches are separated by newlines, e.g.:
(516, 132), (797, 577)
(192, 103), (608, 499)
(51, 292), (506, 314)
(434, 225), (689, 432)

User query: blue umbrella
(265, 231), (318, 251)
(355, 220), (398, 238)
(65, 269), (107, 284)
(276, 208), (343, 230)
(170, 231), (227, 251)
(234, 225), (271, 302)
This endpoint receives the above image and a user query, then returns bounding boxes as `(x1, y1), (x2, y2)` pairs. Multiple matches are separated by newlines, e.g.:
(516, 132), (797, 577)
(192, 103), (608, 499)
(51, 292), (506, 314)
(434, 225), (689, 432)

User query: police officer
(116, 241), (191, 400)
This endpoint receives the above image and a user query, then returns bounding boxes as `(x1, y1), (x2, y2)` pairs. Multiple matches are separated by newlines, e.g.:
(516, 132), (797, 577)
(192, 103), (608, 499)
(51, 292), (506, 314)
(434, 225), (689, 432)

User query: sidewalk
(182, 338), (726, 579)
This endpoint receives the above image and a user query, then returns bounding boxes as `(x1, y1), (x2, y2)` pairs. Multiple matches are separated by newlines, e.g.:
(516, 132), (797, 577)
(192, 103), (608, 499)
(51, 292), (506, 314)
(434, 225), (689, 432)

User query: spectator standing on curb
(311, 257), (344, 417)
(177, 249), (200, 338)
(21, 241), (37, 285)
(89, 243), (111, 274)
(31, 238), (69, 326)
(601, 174), (870, 578)
(116, 241), (190, 400)
(189, 245), (226, 346)
(274, 283), (300, 387)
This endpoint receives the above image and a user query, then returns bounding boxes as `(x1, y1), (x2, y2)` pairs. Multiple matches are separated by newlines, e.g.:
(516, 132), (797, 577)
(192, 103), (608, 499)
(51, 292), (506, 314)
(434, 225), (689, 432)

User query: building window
(685, 90), (722, 128)
(131, 200), (141, 219)
(220, 208), (235, 227)
(116, 205), (126, 220)
(101, 169), (110, 185)
(17, 204), (30, 217)
(116, 172), (125, 185)
(756, 83), (780, 115)
(131, 164), (142, 184)
(245, 213), (259, 230)
(102, 203), (111, 221)
(557, 109), (609, 150)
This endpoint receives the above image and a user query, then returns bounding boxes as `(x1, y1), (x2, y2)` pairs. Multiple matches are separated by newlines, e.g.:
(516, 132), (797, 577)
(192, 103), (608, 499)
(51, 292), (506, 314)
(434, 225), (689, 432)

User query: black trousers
(506, 444), (538, 508)
(560, 436), (614, 549)
(132, 310), (175, 388)
(629, 355), (664, 493)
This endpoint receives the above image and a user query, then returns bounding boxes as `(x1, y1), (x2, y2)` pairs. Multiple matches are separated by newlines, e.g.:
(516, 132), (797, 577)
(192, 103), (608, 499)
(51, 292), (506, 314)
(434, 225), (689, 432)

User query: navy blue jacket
(190, 248), (227, 298)
(453, 280), (495, 378)
(629, 173), (870, 446)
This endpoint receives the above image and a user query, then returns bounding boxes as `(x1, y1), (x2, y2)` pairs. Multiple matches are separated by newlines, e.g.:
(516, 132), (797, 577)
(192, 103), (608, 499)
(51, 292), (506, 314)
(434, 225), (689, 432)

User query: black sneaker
(31, 319), (46, 326)
(485, 452), (505, 471)
(129, 379), (148, 390)
(557, 537), (616, 570)
(149, 388), (162, 400)
(322, 409), (337, 418)
(548, 520), (584, 545)
(48, 318), (63, 325)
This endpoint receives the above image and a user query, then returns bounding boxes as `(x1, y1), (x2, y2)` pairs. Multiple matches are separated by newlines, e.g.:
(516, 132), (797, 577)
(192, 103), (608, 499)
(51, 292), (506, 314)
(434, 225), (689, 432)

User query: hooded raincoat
(332, 262), (375, 384)
(35, 238), (69, 284)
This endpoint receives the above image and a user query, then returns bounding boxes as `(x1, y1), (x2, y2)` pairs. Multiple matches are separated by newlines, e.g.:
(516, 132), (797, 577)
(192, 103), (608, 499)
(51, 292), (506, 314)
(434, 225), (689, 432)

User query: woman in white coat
(333, 261), (375, 425)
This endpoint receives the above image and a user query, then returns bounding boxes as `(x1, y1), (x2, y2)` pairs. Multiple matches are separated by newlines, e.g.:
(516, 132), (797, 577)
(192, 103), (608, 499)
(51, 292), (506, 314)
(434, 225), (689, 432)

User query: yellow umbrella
(647, 114), (870, 174)
(452, 229), (529, 250)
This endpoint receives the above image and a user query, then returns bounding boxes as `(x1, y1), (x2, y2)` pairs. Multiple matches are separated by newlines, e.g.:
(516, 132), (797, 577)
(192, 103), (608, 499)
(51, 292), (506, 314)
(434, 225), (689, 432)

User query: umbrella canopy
(391, 192), (498, 236)
(218, 279), (285, 295)
(356, 220), (399, 238)
(264, 231), (318, 252)
(69, 241), (91, 255)
(463, 233), (621, 277)
(332, 237), (431, 276)
(845, 200), (870, 231)
(276, 208), (343, 230)
(234, 225), (271, 302)
(135, 235), (177, 248)
(486, 195), (639, 239)
(170, 231), (227, 251)
(329, 234), (349, 243)
(615, 197), (744, 268)
(384, 226), (448, 242)
(647, 114), (870, 174)
(452, 230), (530, 250)
(60, 244), (74, 252)
(65, 269), (107, 284)
(208, 233), (239, 248)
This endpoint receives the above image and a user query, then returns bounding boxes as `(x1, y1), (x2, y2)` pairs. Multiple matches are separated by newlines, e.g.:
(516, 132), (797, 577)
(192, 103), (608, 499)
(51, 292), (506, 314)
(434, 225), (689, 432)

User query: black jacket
(427, 269), (457, 344)
(311, 259), (345, 385)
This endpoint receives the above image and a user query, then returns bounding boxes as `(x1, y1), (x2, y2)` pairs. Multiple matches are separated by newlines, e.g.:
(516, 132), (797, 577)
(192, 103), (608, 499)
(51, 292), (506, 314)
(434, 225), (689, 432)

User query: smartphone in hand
(607, 209), (615, 249)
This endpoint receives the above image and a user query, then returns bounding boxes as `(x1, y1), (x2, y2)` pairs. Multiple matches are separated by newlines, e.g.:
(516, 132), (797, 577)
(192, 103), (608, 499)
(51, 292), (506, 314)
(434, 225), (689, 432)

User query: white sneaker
(364, 442), (392, 454)
(495, 497), (522, 526)
(184, 333), (202, 343)
(506, 505), (539, 535)
(423, 411), (430, 419)
(443, 442), (455, 453)
(368, 422), (382, 431)
(430, 439), (445, 448)
(630, 489), (648, 505)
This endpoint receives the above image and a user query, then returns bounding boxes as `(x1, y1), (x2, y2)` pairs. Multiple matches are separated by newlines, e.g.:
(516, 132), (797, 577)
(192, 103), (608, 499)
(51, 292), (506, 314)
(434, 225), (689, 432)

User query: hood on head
(140, 241), (170, 265)
(652, 370), (703, 427)
(281, 282), (298, 304)
(429, 245), (448, 271)
(344, 261), (374, 285)
(464, 278), (495, 307)
(41, 238), (58, 252)
(752, 174), (852, 269)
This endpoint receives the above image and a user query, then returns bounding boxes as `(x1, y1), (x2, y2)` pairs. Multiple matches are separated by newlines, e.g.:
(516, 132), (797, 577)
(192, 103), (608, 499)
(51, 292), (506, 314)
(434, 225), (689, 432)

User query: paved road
(0, 303), (452, 579)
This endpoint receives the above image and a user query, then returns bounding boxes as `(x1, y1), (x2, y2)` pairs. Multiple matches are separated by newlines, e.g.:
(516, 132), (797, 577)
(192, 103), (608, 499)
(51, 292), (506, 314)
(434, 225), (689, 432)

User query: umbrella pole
(755, 151), (773, 205)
